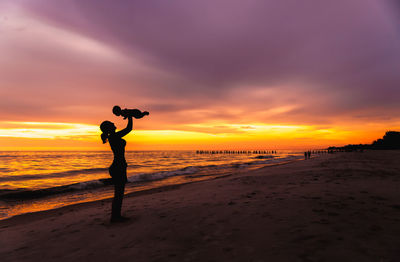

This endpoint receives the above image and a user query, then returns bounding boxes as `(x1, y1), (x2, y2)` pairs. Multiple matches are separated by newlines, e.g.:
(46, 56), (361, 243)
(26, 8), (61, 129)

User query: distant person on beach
(100, 115), (133, 223)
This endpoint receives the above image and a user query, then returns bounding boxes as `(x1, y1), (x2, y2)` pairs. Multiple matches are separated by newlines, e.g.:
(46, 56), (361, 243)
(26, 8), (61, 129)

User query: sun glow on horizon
(0, 121), (391, 151)
(0, 122), (99, 139)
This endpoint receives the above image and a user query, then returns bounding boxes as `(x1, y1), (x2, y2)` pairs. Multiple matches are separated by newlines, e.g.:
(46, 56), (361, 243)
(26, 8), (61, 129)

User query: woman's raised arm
(116, 116), (133, 138)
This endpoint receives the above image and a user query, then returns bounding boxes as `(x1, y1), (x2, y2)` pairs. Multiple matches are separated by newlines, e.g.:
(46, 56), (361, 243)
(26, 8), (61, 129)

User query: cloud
(1, 0), (400, 130)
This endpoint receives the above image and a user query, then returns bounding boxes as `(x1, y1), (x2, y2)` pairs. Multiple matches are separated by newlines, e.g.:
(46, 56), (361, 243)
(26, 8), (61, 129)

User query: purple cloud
(1, 0), (399, 128)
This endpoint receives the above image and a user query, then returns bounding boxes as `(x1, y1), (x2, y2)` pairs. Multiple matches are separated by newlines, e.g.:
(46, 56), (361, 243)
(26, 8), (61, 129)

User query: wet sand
(1, 151), (400, 261)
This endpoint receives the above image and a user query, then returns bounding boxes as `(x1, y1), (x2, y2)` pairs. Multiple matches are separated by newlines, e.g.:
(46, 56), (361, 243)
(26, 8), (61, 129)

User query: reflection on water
(0, 150), (304, 220)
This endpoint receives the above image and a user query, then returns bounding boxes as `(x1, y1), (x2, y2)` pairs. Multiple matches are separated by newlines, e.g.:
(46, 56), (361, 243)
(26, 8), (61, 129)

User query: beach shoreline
(0, 157), (304, 223)
(1, 151), (399, 261)
(0, 153), (304, 220)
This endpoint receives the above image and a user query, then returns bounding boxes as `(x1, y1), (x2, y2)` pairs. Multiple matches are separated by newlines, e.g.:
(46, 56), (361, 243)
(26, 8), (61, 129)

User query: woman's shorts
(109, 162), (127, 184)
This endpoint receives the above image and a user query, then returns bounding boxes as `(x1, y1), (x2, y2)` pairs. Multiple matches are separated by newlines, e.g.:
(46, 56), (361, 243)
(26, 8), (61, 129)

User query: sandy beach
(1, 151), (399, 262)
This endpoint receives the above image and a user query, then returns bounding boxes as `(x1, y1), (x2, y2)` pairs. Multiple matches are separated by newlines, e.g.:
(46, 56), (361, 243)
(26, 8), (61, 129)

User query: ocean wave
(0, 167), (111, 183)
(128, 166), (199, 183)
(0, 155), (304, 200)
(236, 155), (303, 167)
(49, 167), (110, 176)
(50, 165), (142, 177)
(0, 178), (113, 199)
(0, 166), (200, 200)
(0, 174), (44, 182)
(0, 155), (13, 158)
(254, 155), (275, 159)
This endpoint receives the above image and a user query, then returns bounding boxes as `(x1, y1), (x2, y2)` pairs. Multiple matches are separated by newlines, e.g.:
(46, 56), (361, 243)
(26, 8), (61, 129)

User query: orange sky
(1, 1), (400, 151)
(0, 120), (397, 151)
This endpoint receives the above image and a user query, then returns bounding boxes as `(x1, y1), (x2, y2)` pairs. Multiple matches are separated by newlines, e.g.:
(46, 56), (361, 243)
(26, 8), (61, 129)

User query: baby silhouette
(113, 105), (149, 119)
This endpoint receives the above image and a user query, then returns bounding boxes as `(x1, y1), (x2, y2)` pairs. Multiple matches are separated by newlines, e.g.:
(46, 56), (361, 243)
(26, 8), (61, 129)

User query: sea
(0, 150), (305, 220)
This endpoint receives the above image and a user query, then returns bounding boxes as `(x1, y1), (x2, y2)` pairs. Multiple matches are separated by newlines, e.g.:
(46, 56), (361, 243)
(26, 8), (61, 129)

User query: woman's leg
(111, 182), (125, 219)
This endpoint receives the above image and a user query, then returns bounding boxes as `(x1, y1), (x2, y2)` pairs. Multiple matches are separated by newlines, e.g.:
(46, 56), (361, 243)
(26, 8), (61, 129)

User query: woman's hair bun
(100, 121), (113, 144)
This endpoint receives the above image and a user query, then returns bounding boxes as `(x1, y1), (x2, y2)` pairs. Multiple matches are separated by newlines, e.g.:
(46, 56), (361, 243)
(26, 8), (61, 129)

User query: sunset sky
(1, 0), (400, 150)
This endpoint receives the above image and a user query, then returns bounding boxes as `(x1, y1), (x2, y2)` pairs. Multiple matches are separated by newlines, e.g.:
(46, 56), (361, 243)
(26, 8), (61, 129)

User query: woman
(100, 115), (132, 223)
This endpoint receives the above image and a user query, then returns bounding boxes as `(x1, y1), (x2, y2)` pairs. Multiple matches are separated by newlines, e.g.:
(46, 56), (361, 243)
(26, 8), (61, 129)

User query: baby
(113, 105), (149, 119)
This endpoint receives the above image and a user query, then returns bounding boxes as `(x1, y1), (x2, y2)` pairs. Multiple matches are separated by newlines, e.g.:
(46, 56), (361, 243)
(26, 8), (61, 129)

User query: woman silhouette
(100, 115), (132, 223)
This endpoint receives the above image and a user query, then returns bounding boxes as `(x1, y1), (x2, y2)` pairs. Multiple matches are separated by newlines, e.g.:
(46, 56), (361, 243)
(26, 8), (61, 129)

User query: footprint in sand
(370, 196), (388, 201)
(314, 219), (330, 224)
(312, 209), (324, 213)
(369, 224), (383, 231)
(14, 246), (29, 251)
(291, 234), (316, 242)
(326, 212), (339, 216)
(390, 204), (400, 210)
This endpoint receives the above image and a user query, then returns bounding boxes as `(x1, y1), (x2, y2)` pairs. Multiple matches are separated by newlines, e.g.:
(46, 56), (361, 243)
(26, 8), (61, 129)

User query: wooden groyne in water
(196, 150), (277, 154)
(196, 150), (330, 156)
